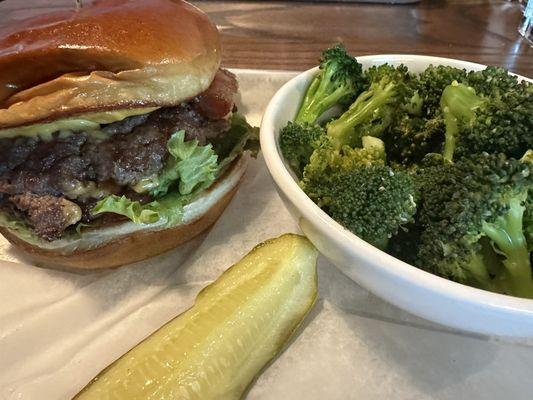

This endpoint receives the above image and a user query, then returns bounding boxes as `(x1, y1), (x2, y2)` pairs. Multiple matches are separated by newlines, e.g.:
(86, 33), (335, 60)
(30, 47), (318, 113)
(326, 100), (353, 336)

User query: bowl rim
(260, 54), (533, 315)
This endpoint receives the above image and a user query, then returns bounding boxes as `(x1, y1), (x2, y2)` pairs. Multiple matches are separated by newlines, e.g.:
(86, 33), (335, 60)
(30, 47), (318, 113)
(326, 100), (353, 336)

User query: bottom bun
(0, 155), (249, 270)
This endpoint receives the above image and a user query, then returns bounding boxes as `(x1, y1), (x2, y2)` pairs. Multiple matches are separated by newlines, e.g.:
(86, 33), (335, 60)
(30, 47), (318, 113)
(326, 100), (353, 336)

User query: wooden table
(192, 1), (533, 77)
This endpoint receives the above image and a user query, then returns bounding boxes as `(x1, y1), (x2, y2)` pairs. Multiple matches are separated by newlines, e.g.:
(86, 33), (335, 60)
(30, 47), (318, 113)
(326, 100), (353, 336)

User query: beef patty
(0, 69), (238, 240)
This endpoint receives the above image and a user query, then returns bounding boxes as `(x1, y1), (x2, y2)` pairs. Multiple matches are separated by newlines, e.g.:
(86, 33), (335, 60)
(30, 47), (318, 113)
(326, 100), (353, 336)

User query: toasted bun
(0, 0), (221, 129)
(1, 156), (249, 270)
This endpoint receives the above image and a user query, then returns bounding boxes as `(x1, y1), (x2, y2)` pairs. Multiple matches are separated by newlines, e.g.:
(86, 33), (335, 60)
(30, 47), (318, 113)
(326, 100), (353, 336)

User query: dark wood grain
(0, 0), (531, 76)
(192, 0), (533, 76)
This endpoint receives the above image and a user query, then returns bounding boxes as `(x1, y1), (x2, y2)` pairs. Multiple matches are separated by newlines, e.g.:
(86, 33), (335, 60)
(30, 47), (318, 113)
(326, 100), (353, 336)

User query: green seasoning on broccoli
(326, 64), (416, 150)
(295, 44), (364, 125)
(415, 153), (533, 298)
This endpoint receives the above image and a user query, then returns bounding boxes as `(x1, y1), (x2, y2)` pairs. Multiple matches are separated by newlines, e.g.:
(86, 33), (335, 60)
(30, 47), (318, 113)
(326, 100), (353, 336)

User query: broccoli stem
(296, 68), (352, 124)
(482, 196), (533, 299)
(296, 76), (322, 124)
(440, 82), (484, 163)
(442, 108), (458, 163)
(327, 81), (396, 149)
(373, 236), (389, 251)
(463, 252), (497, 292)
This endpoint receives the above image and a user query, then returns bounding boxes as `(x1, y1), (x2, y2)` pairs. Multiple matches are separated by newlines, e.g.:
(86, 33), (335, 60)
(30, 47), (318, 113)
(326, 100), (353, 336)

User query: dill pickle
(75, 234), (318, 400)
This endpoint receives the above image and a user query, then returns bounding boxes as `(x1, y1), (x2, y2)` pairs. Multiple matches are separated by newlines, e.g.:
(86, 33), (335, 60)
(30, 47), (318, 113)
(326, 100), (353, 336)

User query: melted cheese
(0, 108), (159, 140)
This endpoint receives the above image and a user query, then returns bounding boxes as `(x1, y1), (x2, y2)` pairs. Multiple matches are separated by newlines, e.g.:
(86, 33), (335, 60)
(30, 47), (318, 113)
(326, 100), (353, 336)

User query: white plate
(260, 55), (533, 337)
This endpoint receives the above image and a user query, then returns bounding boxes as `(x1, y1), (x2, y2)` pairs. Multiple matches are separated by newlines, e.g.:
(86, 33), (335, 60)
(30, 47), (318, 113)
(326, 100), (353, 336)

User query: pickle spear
(75, 234), (318, 400)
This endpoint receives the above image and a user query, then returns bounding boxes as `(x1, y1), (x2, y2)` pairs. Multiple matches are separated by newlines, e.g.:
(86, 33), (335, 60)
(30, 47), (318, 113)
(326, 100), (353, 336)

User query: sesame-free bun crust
(0, 0), (221, 129)
(0, 156), (248, 270)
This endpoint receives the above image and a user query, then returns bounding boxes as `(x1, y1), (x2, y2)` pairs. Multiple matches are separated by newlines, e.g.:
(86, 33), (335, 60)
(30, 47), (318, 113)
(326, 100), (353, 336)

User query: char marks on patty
(9, 194), (82, 240)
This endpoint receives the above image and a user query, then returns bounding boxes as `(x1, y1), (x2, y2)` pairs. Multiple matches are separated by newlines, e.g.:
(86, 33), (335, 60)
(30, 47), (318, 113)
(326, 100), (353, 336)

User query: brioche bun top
(0, 0), (221, 129)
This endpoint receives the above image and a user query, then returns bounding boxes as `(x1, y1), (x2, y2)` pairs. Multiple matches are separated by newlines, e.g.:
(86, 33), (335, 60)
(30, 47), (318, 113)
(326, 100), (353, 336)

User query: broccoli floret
(465, 66), (526, 97)
(295, 44), (364, 124)
(456, 83), (532, 160)
(365, 64), (411, 85)
(439, 75), (532, 162)
(416, 65), (468, 118)
(279, 122), (328, 177)
(415, 153), (533, 298)
(384, 115), (445, 166)
(418, 230), (499, 292)
(301, 136), (416, 250)
(383, 65), (531, 165)
(439, 81), (484, 162)
(301, 135), (386, 182)
(305, 165), (416, 250)
(326, 64), (417, 150)
(381, 65), (470, 165)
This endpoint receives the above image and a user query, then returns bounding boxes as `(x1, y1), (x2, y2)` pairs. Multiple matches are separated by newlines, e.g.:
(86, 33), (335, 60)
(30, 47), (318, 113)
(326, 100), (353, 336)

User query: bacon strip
(193, 69), (238, 120)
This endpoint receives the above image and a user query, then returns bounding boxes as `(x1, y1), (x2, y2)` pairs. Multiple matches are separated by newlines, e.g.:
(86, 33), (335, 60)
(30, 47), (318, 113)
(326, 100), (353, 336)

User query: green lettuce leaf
(212, 113), (260, 171)
(92, 193), (184, 227)
(93, 113), (257, 227)
(0, 211), (37, 242)
(151, 130), (218, 197)
(92, 131), (219, 226)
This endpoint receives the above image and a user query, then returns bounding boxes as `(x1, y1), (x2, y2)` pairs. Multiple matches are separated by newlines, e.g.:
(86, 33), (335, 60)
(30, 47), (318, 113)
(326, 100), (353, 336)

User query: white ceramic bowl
(260, 55), (533, 337)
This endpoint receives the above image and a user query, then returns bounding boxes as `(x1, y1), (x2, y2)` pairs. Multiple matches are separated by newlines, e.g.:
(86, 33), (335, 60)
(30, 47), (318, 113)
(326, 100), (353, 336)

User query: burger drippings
(0, 69), (238, 240)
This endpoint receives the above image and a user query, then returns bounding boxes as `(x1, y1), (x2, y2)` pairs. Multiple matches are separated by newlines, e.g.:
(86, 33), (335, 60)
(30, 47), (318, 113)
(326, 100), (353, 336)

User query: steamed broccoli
(380, 65), (470, 166)
(326, 64), (418, 150)
(439, 81), (484, 162)
(416, 65), (468, 118)
(279, 122), (328, 177)
(277, 46), (532, 298)
(384, 114), (445, 167)
(295, 44), (364, 124)
(465, 66), (527, 97)
(387, 65), (532, 165)
(301, 135), (385, 181)
(301, 136), (416, 250)
(456, 72), (532, 160)
(414, 152), (533, 297)
(439, 74), (532, 162)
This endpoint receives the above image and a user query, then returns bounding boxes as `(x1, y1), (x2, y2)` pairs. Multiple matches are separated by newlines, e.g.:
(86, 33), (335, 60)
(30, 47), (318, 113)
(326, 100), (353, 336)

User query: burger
(0, 0), (258, 269)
